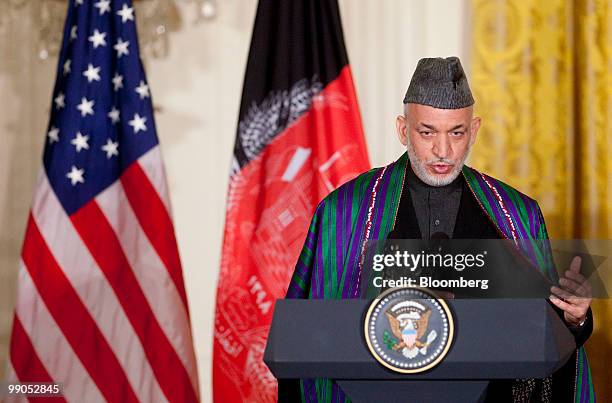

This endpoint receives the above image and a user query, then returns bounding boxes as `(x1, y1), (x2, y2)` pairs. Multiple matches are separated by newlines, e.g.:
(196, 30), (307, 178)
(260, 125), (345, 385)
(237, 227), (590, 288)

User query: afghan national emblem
(364, 287), (454, 373)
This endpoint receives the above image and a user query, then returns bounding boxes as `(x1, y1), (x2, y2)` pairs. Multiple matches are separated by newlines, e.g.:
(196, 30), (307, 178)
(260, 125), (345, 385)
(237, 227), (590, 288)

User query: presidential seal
(364, 287), (454, 373)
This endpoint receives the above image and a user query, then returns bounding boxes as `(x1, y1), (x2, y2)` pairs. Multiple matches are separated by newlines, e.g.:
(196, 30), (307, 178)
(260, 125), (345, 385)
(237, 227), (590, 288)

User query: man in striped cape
(284, 57), (595, 403)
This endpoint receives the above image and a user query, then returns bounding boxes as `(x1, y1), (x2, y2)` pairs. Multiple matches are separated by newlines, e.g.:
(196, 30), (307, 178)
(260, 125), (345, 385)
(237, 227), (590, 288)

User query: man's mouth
(429, 163), (453, 175)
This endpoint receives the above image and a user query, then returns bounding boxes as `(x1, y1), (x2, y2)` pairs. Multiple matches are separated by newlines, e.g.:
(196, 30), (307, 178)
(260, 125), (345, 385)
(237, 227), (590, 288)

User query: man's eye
(420, 131), (433, 136)
(451, 131), (465, 136)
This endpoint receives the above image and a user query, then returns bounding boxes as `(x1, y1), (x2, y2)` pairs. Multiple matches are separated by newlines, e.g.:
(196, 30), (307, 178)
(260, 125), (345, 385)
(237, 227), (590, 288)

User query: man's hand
(549, 256), (592, 326)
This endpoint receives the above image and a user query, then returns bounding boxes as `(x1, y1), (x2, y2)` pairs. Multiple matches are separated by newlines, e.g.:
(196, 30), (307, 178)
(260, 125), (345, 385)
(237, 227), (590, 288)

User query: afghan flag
(212, 0), (370, 401)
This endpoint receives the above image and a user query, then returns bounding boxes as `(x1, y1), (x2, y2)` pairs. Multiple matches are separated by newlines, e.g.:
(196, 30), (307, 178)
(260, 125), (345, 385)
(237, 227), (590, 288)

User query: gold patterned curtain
(470, 0), (611, 400)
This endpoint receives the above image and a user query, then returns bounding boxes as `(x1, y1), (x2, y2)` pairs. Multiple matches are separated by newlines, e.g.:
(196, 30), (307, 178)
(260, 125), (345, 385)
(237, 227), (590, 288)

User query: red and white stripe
(8, 146), (199, 403)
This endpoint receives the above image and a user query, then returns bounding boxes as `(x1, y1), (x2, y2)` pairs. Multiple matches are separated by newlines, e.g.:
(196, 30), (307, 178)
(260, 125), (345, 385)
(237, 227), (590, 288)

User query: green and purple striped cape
(286, 152), (595, 403)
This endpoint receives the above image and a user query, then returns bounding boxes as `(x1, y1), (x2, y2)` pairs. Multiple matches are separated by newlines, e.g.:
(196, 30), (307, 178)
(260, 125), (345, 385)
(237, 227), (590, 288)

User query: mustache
(426, 158), (455, 165)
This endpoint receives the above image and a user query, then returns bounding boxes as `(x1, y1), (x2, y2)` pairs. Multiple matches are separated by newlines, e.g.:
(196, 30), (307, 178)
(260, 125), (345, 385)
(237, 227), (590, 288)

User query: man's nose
(432, 134), (451, 159)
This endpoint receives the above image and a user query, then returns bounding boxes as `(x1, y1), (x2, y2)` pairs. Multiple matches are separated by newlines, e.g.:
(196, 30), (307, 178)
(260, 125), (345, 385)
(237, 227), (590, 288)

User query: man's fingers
(559, 277), (591, 298)
(575, 282), (593, 298)
(562, 260), (592, 297)
(569, 256), (582, 273)
(551, 286), (576, 302)
(551, 257), (592, 327)
(564, 269), (585, 283)
(550, 286), (591, 307)
(550, 295), (587, 319)
(550, 295), (571, 312)
(559, 277), (581, 293)
(564, 311), (581, 323)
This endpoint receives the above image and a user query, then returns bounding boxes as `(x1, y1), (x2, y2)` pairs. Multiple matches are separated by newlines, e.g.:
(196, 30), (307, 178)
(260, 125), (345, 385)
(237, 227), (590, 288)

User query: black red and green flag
(213, 1), (370, 401)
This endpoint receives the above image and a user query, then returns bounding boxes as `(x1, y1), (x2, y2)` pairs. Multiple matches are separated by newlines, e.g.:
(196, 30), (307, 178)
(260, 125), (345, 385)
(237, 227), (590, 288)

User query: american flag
(6, 1), (199, 402)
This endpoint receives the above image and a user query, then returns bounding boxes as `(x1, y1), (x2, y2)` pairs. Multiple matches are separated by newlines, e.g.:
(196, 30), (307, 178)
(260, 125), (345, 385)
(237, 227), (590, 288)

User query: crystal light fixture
(0, 0), (183, 60)
(196, 0), (217, 21)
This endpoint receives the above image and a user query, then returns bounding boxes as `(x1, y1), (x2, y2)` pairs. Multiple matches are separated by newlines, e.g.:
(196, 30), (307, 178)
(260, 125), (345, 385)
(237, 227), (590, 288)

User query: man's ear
(396, 115), (409, 146)
(469, 116), (481, 147)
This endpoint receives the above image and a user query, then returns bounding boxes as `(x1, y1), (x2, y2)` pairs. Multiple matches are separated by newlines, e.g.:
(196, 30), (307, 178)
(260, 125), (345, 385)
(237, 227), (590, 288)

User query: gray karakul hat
(403, 57), (474, 109)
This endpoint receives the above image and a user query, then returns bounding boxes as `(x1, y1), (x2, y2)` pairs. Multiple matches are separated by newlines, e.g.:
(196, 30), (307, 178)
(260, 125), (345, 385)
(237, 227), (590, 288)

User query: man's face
(395, 103), (481, 186)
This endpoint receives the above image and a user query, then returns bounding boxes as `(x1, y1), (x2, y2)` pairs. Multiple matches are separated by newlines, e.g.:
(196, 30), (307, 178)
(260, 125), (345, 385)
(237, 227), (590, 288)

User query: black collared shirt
(404, 161), (463, 239)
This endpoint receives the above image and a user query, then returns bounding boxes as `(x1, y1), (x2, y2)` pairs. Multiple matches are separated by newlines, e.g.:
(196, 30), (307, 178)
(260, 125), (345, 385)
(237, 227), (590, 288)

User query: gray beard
(406, 141), (470, 187)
